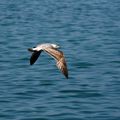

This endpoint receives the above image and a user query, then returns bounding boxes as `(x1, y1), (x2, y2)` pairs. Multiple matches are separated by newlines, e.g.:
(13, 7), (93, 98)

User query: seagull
(28, 43), (68, 79)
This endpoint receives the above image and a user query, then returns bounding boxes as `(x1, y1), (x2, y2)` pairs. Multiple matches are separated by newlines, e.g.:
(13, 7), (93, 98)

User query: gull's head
(51, 44), (60, 49)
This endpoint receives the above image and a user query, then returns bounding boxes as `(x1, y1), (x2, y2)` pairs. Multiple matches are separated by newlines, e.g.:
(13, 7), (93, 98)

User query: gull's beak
(57, 45), (60, 48)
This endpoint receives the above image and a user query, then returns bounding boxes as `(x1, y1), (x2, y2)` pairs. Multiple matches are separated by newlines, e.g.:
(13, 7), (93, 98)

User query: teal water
(0, 0), (120, 120)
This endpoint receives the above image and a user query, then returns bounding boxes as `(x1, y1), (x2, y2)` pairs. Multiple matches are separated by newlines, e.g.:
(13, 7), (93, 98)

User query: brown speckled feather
(44, 48), (68, 79)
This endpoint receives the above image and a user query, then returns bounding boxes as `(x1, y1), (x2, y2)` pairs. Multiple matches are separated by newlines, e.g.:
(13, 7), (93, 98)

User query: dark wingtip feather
(65, 75), (68, 79)
(29, 51), (41, 66)
(65, 73), (68, 79)
(30, 61), (34, 65)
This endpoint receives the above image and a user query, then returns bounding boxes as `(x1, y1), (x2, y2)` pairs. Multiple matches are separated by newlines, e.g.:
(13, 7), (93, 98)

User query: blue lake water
(0, 0), (120, 120)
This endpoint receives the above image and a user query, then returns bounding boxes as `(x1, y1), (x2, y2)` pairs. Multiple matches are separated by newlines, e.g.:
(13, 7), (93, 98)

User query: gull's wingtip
(30, 61), (34, 65)
(65, 72), (69, 79)
(65, 75), (69, 79)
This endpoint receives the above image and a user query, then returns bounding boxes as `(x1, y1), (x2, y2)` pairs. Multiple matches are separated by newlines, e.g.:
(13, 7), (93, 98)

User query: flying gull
(28, 43), (68, 79)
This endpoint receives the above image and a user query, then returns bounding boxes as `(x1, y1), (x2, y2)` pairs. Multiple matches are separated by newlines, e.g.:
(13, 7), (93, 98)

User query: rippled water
(0, 0), (120, 120)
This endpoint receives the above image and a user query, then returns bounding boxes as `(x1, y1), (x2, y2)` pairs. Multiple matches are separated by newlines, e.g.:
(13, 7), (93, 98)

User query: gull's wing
(30, 51), (42, 65)
(43, 47), (68, 78)
(56, 57), (68, 79)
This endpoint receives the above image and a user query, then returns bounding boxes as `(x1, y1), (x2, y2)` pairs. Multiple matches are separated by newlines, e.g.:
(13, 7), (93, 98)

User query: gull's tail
(28, 48), (34, 52)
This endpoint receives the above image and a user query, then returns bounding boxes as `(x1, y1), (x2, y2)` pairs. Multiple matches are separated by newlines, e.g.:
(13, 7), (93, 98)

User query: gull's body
(28, 43), (68, 79)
